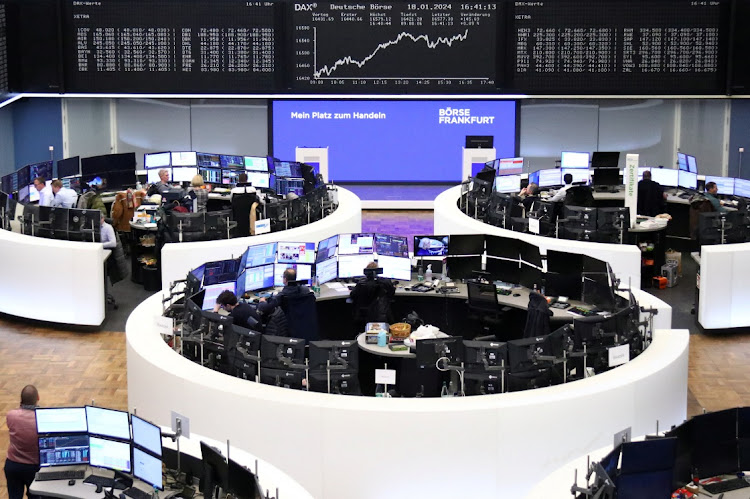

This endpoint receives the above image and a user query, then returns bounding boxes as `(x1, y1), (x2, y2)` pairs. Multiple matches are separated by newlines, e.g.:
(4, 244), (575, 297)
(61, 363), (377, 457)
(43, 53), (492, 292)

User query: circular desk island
(127, 291), (687, 499)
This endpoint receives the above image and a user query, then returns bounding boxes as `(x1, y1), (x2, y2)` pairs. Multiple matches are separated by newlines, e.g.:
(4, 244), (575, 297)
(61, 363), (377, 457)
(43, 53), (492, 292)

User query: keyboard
(123, 486), (154, 499)
(35, 469), (86, 481)
(703, 477), (750, 494)
(84, 474), (116, 488)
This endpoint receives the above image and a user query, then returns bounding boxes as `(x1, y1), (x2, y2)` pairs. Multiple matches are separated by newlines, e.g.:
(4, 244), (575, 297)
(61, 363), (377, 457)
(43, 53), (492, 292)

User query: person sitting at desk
(147, 169), (172, 197)
(50, 180), (78, 208)
(518, 182), (540, 213)
(4, 385), (40, 499)
(548, 173), (574, 203)
(187, 174), (209, 213)
(257, 268), (311, 316)
(100, 213), (117, 249)
(637, 170), (667, 216)
(350, 262), (396, 324)
(33, 177), (54, 207)
(704, 181), (727, 213)
(213, 290), (260, 330)
(230, 173), (257, 199)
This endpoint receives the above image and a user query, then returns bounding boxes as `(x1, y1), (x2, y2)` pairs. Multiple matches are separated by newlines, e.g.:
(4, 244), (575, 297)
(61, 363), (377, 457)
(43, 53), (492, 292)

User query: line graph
(292, 1), (498, 92)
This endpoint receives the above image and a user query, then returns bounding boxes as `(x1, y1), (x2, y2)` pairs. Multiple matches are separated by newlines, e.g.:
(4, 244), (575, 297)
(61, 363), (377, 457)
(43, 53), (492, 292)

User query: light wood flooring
(0, 302), (749, 497)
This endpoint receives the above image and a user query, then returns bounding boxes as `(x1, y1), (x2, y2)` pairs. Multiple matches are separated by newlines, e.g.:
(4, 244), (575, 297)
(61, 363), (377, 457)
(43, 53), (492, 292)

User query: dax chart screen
(290, 1), (499, 93)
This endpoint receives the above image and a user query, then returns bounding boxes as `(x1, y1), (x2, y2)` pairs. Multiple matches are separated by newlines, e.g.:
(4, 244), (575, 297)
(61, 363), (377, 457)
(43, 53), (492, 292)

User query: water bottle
(440, 381), (450, 397)
(417, 263), (424, 282)
(377, 329), (387, 347)
(425, 264), (433, 282)
(375, 384), (385, 397)
(312, 274), (320, 297)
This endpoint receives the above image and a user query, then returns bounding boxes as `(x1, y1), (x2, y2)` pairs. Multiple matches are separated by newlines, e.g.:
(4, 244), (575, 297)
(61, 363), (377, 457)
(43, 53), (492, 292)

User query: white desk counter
(435, 186), (643, 289)
(127, 291), (684, 499)
(160, 187), (361, 289)
(0, 228), (106, 326)
(697, 243), (750, 330)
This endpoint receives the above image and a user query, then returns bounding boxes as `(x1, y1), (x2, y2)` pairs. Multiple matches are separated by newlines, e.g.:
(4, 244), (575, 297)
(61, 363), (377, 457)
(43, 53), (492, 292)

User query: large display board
(62, 0), (282, 93)
(290, 1), (499, 93)
(505, 0), (729, 94)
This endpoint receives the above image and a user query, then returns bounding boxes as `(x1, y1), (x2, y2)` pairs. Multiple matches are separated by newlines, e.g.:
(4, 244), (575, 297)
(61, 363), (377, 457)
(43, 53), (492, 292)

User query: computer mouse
(96, 484), (104, 493)
(513, 293), (521, 297)
(68, 479), (76, 486)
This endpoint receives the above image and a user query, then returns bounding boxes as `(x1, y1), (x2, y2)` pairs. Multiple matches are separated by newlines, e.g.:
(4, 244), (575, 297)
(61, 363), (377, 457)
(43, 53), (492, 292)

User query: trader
(350, 262), (396, 324)
(100, 212), (117, 249)
(50, 179), (79, 208)
(187, 175), (209, 213)
(518, 182), (540, 212)
(4, 385), (40, 499)
(257, 268), (311, 316)
(213, 290), (260, 330)
(704, 181), (727, 213)
(147, 169), (172, 196)
(548, 173), (574, 203)
(637, 170), (667, 216)
(32, 177), (54, 207)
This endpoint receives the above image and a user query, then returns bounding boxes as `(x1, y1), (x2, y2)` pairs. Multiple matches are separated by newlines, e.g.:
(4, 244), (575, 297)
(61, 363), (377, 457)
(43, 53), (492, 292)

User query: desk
(697, 242), (750, 331)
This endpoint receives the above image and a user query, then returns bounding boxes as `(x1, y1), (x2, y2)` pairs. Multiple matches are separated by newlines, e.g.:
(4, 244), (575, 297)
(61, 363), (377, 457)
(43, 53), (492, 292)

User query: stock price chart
(63, 0), (281, 93)
(507, 0), (729, 94)
(291, 1), (498, 92)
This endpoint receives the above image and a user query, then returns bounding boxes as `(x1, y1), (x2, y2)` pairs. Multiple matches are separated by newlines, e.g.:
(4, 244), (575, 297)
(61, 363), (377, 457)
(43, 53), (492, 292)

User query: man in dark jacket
(637, 170), (667, 217)
(350, 262), (396, 324)
(214, 290), (260, 330)
(257, 268), (311, 316)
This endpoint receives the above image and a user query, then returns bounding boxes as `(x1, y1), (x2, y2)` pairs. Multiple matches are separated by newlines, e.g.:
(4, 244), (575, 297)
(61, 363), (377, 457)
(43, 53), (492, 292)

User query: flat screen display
(273, 100), (516, 182)
(677, 152), (689, 171)
(537, 169), (562, 188)
(678, 170), (697, 190)
(316, 257), (338, 284)
(220, 155), (244, 169)
(494, 174), (521, 193)
(172, 167), (199, 183)
(131, 415), (162, 457)
(277, 242), (316, 264)
(243, 243), (277, 268)
(147, 168), (169, 183)
(560, 152), (590, 169)
(246, 171), (270, 189)
(145, 152), (171, 169)
(378, 255), (412, 280)
(197, 153), (221, 168)
(39, 435), (90, 467)
(36, 408), (88, 434)
(241, 264), (275, 292)
(244, 156), (269, 172)
(735, 178), (750, 198)
(57, 157), (80, 178)
(374, 234), (409, 258)
(133, 447), (163, 490)
(414, 235), (449, 257)
(171, 152), (197, 167)
(338, 254), (374, 279)
(89, 436), (131, 473)
(496, 157), (524, 175)
(687, 155), (698, 174)
(202, 282), (237, 310)
(316, 235), (338, 263)
(649, 168), (678, 187)
(561, 168), (590, 184)
(85, 406), (130, 440)
(705, 175), (735, 195)
(338, 233), (375, 255)
(274, 263), (312, 286)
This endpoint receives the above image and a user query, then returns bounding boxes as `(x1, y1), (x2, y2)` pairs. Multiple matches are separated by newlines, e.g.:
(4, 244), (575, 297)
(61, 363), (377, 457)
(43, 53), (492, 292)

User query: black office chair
(563, 186), (595, 207)
(280, 292), (319, 343)
(466, 281), (508, 339)
(231, 190), (259, 237)
(523, 291), (552, 339)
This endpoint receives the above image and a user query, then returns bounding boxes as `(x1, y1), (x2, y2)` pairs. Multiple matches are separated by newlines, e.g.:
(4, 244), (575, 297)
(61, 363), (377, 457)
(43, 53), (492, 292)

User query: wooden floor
(0, 317), (749, 497)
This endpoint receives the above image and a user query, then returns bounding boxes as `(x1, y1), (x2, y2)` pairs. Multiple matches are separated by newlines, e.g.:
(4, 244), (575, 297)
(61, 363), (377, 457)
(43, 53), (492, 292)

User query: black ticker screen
(505, 0), (729, 95)
(290, 1), (500, 93)
(62, 0), (283, 93)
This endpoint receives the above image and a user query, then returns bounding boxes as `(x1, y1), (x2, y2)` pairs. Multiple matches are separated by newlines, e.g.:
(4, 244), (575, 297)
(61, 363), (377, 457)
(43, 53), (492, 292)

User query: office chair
(466, 281), (507, 340)
(563, 186), (595, 207)
(231, 190), (259, 237)
(350, 278), (395, 332)
(280, 292), (319, 343)
(523, 291), (552, 339)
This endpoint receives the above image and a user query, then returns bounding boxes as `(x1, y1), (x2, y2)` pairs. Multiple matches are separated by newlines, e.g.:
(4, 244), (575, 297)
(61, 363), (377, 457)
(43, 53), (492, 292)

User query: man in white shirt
(548, 173), (574, 203)
(32, 177), (54, 207)
(100, 213), (117, 249)
(50, 180), (78, 208)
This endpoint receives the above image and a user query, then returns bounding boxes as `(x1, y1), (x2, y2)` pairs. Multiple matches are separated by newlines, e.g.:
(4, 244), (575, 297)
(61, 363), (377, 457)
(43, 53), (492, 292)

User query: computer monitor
(414, 235), (449, 257)
(227, 458), (264, 499)
(20, 184), (32, 204)
(277, 242), (316, 264)
(447, 234), (484, 255)
(172, 167), (199, 183)
(245, 171), (270, 189)
(446, 256), (482, 280)
(200, 167), (222, 184)
(38, 435), (90, 467)
(649, 168), (678, 187)
(131, 414), (162, 457)
(677, 152), (688, 171)
(17, 165), (31, 188)
(520, 263), (543, 290)
(145, 152), (172, 169)
(736, 178), (750, 198)
(416, 336), (464, 369)
(591, 152), (620, 168)
(259, 368), (305, 389)
(538, 168), (562, 188)
(678, 170), (697, 190)
(465, 135), (493, 148)
(36, 407), (88, 434)
(507, 335), (549, 374)
(561, 168), (590, 184)
(202, 282), (238, 311)
(274, 263), (312, 287)
(686, 154), (698, 174)
(374, 234), (409, 257)
(221, 168), (242, 185)
(147, 168), (169, 183)
(197, 152), (221, 168)
(705, 175), (735, 195)
(244, 156), (270, 172)
(203, 259), (241, 286)
(494, 174), (521, 193)
(338, 233), (375, 255)
(171, 151), (197, 167)
(690, 408), (739, 479)
(68, 209), (101, 242)
(485, 256), (520, 284)
(240, 242), (277, 269)
(275, 177), (305, 197)
(273, 161), (303, 178)
(309, 340), (359, 371)
(57, 157), (80, 178)
(597, 207), (630, 233)
(495, 157), (524, 175)
(560, 151), (590, 169)
(338, 254), (374, 279)
(563, 206), (597, 230)
(85, 406), (130, 440)
(463, 339), (507, 372)
(315, 257), (338, 285)
(220, 155), (245, 170)
(1, 174), (12, 194)
(463, 372), (503, 395)
(308, 371), (360, 395)
(89, 436), (132, 473)
(133, 447), (163, 490)
(484, 235), (519, 260)
(260, 335), (306, 369)
(238, 264), (275, 293)
(518, 241), (542, 267)
(592, 168), (620, 186)
(28, 161), (53, 182)
(378, 255), (411, 280)
(316, 235), (338, 263)
(200, 442), (228, 499)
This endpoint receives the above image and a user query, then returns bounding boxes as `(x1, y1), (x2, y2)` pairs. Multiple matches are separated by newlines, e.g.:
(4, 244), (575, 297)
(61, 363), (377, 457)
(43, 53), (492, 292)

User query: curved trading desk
(434, 186), (643, 289)
(0, 227), (106, 326)
(127, 290), (684, 499)
(160, 187), (361, 289)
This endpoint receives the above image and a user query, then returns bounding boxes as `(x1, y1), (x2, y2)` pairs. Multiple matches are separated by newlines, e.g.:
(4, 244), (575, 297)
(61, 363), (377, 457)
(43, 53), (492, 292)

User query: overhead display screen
(272, 100), (516, 182)
(62, 0), (282, 93)
(290, 1), (498, 93)
(506, 0), (729, 94)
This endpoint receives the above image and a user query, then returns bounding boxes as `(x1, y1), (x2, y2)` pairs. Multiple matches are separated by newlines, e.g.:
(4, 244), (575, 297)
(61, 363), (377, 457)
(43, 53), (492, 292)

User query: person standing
(637, 170), (667, 217)
(5, 385), (40, 499)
